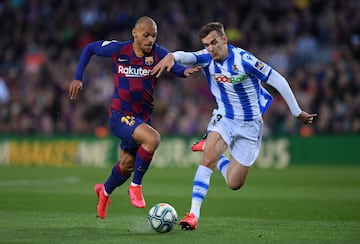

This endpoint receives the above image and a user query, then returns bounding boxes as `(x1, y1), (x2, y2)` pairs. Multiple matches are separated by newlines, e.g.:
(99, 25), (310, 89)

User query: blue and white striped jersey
(176, 44), (273, 121)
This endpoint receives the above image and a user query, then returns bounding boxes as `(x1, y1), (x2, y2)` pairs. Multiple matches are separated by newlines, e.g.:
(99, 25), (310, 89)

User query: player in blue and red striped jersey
(69, 16), (199, 218)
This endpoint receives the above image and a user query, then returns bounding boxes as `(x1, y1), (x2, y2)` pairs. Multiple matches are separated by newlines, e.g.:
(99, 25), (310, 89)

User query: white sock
(130, 182), (140, 187)
(217, 154), (230, 183)
(189, 165), (213, 220)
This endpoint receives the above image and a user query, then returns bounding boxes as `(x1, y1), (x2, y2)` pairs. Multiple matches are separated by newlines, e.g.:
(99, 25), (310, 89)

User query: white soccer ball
(147, 203), (178, 233)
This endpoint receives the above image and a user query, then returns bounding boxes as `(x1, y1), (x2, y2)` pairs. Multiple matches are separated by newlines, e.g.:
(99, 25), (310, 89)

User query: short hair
(199, 22), (226, 39)
(135, 16), (157, 28)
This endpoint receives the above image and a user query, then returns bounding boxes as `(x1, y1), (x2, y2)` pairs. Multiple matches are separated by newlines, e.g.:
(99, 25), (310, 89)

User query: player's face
(201, 30), (228, 61)
(132, 22), (157, 55)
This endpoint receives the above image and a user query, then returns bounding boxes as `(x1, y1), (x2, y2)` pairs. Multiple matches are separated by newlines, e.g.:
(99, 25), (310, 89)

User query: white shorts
(207, 111), (263, 167)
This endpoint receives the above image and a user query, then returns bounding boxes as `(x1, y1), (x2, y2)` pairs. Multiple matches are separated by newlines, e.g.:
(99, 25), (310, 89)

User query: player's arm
(266, 70), (317, 124)
(152, 50), (204, 78)
(69, 41), (118, 100)
(241, 51), (317, 124)
(170, 52), (201, 77)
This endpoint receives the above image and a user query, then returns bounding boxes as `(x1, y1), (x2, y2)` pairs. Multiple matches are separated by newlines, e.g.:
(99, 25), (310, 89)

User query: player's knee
(227, 180), (245, 191)
(145, 132), (161, 151)
(152, 133), (161, 147)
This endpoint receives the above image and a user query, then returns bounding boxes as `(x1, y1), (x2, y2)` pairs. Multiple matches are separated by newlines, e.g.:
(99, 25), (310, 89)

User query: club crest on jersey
(232, 64), (239, 72)
(145, 56), (154, 65)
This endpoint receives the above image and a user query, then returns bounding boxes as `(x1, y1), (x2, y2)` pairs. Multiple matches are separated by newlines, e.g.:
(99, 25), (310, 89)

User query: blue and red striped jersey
(75, 40), (187, 123)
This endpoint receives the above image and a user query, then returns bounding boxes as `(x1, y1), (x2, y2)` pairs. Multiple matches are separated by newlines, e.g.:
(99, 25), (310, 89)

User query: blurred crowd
(0, 0), (359, 137)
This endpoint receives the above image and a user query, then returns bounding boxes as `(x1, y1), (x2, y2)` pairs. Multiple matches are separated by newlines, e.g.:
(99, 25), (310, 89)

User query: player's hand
(69, 80), (83, 100)
(184, 66), (201, 77)
(151, 53), (176, 78)
(297, 111), (317, 124)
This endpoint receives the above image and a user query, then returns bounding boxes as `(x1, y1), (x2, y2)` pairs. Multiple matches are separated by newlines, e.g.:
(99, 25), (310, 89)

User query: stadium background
(0, 2), (359, 243)
(0, 0), (359, 167)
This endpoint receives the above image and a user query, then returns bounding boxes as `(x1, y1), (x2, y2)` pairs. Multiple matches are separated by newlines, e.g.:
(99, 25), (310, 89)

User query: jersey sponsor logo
(212, 73), (248, 84)
(117, 65), (151, 77)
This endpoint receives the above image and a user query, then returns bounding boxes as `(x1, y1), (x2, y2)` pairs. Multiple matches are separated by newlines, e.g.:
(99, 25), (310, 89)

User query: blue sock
(217, 154), (230, 182)
(104, 162), (131, 194)
(132, 146), (153, 185)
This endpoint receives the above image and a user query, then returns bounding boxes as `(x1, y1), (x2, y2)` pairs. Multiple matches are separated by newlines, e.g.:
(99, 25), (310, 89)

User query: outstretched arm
(69, 41), (119, 100)
(267, 69), (317, 124)
(152, 51), (199, 78)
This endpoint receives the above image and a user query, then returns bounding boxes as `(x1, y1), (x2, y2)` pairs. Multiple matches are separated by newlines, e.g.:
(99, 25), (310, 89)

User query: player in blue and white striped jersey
(152, 22), (317, 230)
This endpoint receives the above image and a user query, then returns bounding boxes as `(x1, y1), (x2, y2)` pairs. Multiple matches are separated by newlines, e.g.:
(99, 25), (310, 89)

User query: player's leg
(128, 123), (160, 208)
(104, 149), (135, 195)
(95, 110), (146, 217)
(225, 160), (250, 190)
(224, 117), (263, 190)
(215, 155), (250, 190)
(95, 149), (136, 218)
(180, 131), (227, 230)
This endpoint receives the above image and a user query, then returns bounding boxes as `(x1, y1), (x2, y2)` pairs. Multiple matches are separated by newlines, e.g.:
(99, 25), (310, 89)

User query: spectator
(0, 0), (359, 135)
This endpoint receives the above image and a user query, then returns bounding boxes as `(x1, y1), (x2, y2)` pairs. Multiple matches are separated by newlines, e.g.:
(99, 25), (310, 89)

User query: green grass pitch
(0, 165), (359, 243)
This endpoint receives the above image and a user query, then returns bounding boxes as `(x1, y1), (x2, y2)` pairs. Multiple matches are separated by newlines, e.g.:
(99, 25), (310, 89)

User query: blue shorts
(109, 110), (144, 155)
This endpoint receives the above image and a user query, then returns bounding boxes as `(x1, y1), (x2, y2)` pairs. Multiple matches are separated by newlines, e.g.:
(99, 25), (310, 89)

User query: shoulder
(150, 43), (170, 59)
(238, 49), (263, 68)
(153, 43), (168, 54)
(236, 48), (271, 78)
(238, 49), (257, 65)
(98, 40), (132, 49)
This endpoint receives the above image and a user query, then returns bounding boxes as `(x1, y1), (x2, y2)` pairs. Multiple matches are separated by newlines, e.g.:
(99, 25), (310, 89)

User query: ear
(223, 36), (228, 44)
(132, 28), (136, 37)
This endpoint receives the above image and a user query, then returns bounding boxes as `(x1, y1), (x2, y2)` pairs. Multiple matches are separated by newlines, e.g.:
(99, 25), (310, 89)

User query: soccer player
(68, 16), (199, 218)
(152, 22), (317, 230)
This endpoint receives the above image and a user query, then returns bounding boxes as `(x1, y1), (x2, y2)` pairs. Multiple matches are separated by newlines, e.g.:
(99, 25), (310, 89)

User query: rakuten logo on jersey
(212, 74), (248, 84)
(117, 65), (151, 77)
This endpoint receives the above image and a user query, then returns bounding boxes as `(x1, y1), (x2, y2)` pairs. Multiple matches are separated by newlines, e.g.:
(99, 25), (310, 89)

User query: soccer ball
(147, 203), (178, 233)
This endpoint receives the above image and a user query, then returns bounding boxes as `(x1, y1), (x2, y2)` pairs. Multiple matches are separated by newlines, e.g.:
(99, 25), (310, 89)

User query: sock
(217, 154), (230, 183)
(104, 162), (131, 195)
(132, 146), (153, 185)
(190, 165), (213, 220)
